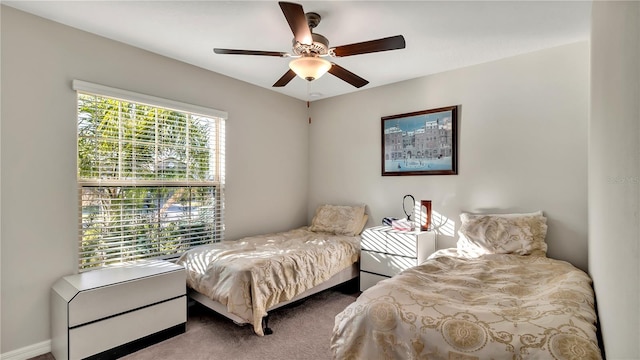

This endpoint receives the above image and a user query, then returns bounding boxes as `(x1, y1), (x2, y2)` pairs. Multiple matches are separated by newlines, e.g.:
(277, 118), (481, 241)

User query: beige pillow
(354, 214), (369, 235)
(457, 211), (548, 256)
(309, 204), (366, 236)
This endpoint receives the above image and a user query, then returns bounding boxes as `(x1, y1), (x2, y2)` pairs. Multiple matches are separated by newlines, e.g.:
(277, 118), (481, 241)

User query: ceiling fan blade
(273, 69), (297, 87)
(279, 2), (313, 44)
(332, 35), (406, 57)
(328, 63), (369, 88)
(214, 48), (288, 57)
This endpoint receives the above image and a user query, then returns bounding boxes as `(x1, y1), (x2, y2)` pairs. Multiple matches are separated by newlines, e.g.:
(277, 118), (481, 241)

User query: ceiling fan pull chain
(307, 82), (312, 124)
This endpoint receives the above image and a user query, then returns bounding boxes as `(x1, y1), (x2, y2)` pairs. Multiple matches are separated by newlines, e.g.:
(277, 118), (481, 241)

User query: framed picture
(382, 105), (458, 176)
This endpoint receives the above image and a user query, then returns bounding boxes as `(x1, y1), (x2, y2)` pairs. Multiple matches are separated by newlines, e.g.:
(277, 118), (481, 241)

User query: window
(75, 81), (226, 271)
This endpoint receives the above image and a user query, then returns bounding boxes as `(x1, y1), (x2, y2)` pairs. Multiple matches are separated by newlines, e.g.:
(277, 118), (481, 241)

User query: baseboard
(0, 340), (51, 360)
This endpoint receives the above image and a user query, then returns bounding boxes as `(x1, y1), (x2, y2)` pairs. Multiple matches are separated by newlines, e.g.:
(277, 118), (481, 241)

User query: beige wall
(309, 42), (590, 272)
(1, 6), (309, 354)
(589, 2), (640, 358)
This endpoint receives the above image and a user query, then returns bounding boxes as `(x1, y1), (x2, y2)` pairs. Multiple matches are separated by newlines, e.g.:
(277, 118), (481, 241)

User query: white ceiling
(4, 1), (592, 101)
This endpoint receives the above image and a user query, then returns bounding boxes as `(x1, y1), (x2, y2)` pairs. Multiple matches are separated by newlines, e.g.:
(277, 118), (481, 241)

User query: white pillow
(457, 211), (548, 256)
(309, 204), (366, 236)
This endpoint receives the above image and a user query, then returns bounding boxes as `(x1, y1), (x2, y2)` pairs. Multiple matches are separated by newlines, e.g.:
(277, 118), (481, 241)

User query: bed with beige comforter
(177, 227), (360, 335)
(331, 211), (601, 360)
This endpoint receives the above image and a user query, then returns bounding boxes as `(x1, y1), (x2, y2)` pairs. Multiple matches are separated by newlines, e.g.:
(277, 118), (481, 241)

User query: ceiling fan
(213, 1), (406, 88)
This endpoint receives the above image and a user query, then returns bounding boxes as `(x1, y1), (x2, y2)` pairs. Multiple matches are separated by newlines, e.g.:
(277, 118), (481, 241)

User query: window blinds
(75, 81), (226, 271)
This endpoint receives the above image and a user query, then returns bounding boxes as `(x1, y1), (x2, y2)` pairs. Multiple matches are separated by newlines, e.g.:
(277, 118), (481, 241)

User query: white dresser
(51, 260), (186, 360)
(360, 226), (437, 291)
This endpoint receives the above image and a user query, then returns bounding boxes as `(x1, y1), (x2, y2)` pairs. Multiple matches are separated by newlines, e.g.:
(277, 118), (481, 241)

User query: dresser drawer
(69, 296), (186, 360)
(361, 250), (416, 277)
(67, 264), (185, 327)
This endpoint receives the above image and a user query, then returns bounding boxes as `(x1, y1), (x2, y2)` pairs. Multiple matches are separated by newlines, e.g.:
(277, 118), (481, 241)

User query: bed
(176, 204), (366, 336)
(331, 211), (602, 360)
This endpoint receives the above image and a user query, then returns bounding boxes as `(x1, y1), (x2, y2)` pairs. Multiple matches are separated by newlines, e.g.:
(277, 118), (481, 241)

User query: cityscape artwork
(382, 106), (458, 176)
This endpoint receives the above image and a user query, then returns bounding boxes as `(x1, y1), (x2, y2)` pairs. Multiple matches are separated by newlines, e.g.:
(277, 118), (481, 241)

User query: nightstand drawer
(361, 250), (416, 277)
(383, 231), (420, 257)
(360, 227), (387, 252)
(362, 226), (422, 257)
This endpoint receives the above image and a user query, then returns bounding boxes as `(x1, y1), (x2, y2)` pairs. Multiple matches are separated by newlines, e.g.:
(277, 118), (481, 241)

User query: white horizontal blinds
(76, 82), (225, 271)
(78, 186), (224, 269)
(77, 98), (220, 184)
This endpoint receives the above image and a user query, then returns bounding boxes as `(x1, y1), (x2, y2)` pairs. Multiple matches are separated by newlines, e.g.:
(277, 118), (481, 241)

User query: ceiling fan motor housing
(292, 33), (329, 56)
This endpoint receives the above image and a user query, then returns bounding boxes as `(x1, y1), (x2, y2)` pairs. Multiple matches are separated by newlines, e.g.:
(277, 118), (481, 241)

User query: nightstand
(360, 225), (437, 291)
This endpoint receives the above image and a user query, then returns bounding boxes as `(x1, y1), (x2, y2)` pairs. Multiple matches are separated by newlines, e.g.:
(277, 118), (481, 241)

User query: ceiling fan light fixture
(289, 56), (331, 81)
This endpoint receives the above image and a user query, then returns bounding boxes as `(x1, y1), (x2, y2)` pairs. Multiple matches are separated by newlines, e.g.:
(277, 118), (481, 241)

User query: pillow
(354, 214), (369, 235)
(457, 211), (548, 256)
(309, 204), (366, 236)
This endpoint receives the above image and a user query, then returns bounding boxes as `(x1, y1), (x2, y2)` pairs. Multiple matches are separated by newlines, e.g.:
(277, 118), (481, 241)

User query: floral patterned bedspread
(176, 227), (359, 335)
(331, 250), (601, 359)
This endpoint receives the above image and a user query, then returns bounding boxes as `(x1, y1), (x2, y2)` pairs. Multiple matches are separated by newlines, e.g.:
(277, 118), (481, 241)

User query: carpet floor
(32, 286), (359, 360)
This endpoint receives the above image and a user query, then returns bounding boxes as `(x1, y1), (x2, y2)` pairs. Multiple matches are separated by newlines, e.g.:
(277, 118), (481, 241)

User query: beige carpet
(31, 288), (358, 360)
(122, 288), (357, 360)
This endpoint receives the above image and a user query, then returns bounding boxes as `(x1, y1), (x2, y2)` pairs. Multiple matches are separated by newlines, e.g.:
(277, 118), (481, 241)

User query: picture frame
(382, 105), (458, 176)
